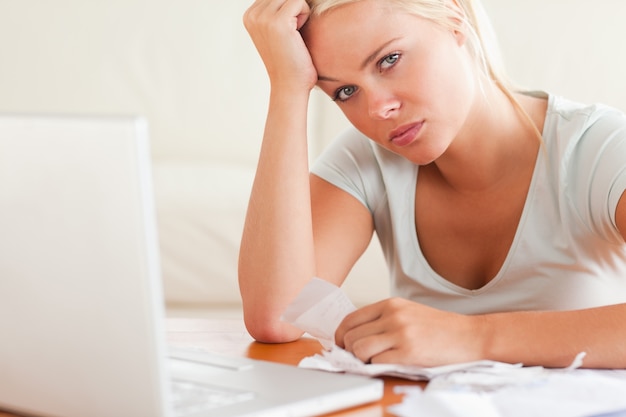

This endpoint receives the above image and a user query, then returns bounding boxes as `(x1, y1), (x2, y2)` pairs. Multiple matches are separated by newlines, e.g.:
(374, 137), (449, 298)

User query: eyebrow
(317, 37), (401, 83)
(361, 38), (400, 70)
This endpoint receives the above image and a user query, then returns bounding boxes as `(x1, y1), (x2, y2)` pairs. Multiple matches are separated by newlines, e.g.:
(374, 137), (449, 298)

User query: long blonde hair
(306, 0), (543, 141)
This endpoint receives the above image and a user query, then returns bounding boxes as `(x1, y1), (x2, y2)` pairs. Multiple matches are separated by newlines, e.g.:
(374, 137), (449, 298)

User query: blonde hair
(306, 0), (543, 141)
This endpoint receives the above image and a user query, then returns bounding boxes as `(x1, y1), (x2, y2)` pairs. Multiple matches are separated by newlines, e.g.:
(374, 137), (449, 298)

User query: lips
(389, 122), (423, 147)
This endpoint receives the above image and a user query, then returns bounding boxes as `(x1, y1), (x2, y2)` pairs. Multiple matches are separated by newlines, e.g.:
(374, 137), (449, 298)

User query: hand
(243, 0), (318, 93)
(335, 298), (484, 367)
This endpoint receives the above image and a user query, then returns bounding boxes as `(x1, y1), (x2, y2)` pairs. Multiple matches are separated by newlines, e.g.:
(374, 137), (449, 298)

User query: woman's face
(303, 0), (478, 165)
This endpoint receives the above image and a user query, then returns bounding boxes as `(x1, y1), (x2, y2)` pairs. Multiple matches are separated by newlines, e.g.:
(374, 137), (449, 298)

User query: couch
(1, 0), (624, 318)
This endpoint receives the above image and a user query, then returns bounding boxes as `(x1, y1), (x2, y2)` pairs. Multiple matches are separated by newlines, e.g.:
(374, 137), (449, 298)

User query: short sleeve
(567, 106), (626, 243)
(311, 127), (385, 214)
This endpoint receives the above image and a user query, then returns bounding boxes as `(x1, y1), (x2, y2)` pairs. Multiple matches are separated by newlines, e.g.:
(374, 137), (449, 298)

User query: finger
(296, 12), (309, 31)
(343, 319), (416, 365)
(335, 301), (385, 348)
(244, 0), (309, 30)
(243, 0), (316, 87)
(278, 0), (311, 31)
(348, 331), (395, 364)
(369, 347), (405, 365)
(243, 0), (280, 21)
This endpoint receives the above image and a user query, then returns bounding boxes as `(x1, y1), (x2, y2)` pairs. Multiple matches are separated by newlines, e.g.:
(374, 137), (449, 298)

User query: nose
(367, 90), (400, 120)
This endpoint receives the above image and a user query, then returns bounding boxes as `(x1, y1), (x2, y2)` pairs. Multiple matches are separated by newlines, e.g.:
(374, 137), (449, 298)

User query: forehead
(303, 1), (400, 47)
(302, 2), (427, 76)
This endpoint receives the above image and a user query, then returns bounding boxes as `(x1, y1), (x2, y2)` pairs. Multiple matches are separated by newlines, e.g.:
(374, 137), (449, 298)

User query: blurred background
(1, 1), (624, 316)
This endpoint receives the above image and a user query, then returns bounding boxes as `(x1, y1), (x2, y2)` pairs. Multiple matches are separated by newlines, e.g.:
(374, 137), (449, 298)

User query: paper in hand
(281, 277), (356, 350)
(281, 278), (587, 386)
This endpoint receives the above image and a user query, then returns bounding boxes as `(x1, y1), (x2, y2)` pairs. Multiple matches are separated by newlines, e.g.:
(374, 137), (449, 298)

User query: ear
(452, 26), (468, 47)
(445, 0), (469, 46)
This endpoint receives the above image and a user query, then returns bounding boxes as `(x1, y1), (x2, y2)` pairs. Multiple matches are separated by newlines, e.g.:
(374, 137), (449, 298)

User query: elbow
(243, 311), (303, 344)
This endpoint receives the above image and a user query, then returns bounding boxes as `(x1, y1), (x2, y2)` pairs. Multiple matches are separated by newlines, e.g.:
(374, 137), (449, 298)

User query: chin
(402, 146), (446, 166)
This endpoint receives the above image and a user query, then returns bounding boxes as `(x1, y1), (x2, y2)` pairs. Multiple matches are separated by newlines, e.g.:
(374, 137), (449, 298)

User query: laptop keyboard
(171, 379), (255, 417)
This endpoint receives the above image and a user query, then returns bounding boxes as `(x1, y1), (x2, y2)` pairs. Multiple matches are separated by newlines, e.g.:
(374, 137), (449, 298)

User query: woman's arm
(332, 189), (626, 369)
(239, 0), (373, 343)
(239, 0), (318, 344)
(335, 297), (626, 368)
(480, 303), (626, 368)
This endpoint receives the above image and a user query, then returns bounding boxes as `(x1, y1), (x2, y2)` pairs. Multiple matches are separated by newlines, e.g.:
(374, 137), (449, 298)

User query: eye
(379, 53), (400, 71)
(333, 85), (358, 102)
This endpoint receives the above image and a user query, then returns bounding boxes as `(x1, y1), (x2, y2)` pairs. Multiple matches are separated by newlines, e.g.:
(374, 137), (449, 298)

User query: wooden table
(165, 318), (424, 416)
(0, 318), (424, 417)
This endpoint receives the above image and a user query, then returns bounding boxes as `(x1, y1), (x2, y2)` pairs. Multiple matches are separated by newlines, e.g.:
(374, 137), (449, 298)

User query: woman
(239, 0), (626, 368)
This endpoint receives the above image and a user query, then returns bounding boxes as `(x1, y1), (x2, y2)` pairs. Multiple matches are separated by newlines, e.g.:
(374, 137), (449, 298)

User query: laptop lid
(0, 113), (383, 417)
(0, 113), (171, 417)
(0, 114), (382, 417)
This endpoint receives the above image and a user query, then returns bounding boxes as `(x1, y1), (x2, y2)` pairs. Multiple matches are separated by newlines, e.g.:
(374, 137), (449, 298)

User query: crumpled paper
(388, 369), (626, 417)
(281, 277), (585, 383)
(281, 278), (624, 417)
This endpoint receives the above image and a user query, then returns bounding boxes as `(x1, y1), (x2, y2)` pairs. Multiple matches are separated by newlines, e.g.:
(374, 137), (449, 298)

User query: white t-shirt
(311, 93), (626, 314)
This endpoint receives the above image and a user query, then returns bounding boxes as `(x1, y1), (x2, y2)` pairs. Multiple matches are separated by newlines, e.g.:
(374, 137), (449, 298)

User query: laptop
(0, 113), (383, 417)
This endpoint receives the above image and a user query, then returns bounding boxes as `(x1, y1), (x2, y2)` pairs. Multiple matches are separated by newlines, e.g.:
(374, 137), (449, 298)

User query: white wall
(2, 1), (625, 159)
(0, 1), (268, 166)
(2, 1), (624, 164)
(484, 0), (626, 110)
(1, 1), (625, 309)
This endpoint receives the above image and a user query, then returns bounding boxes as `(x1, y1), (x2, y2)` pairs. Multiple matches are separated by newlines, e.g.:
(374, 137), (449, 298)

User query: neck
(429, 86), (544, 194)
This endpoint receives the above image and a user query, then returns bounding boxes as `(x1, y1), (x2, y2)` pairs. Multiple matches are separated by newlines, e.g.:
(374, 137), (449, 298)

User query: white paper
(388, 388), (501, 417)
(281, 277), (356, 349)
(298, 347), (533, 382)
(389, 369), (626, 417)
(281, 279), (626, 417)
(281, 278), (583, 384)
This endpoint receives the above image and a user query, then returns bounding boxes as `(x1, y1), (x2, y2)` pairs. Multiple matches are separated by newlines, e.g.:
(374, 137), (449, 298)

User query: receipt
(281, 277), (356, 349)
(281, 278), (587, 385)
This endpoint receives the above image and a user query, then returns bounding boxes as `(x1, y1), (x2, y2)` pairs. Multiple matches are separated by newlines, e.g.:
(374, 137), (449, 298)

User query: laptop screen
(0, 113), (171, 417)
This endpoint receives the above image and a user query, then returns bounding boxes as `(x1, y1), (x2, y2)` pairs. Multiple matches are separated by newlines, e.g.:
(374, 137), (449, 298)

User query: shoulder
(544, 95), (626, 164)
(545, 94), (626, 142)
(543, 94), (626, 172)
(311, 127), (377, 178)
(544, 94), (626, 242)
(311, 127), (384, 212)
(311, 127), (412, 213)
(312, 126), (405, 174)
